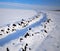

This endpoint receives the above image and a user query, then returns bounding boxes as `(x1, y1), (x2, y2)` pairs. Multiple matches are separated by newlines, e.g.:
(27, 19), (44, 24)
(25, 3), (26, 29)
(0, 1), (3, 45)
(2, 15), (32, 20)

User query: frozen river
(0, 13), (47, 46)
(0, 9), (60, 51)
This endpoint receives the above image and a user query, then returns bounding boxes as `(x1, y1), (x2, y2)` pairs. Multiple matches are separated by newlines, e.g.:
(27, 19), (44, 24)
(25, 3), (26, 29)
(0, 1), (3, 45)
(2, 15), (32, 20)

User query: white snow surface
(0, 9), (60, 51)
(0, 8), (37, 26)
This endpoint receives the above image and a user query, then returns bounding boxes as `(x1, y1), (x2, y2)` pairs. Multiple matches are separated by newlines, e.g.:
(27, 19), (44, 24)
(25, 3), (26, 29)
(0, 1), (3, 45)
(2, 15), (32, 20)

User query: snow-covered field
(0, 8), (37, 26)
(0, 9), (60, 51)
(37, 11), (60, 51)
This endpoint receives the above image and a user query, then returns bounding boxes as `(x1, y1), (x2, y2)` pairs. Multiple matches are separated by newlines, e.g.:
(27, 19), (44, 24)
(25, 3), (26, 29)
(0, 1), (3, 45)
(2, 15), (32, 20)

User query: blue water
(0, 13), (47, 46)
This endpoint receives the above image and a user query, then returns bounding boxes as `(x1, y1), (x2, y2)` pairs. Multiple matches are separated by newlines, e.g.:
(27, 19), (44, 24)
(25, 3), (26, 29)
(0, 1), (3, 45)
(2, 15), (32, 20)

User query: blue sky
(0, 0), (60, 10)
(0, 0), (60, 6)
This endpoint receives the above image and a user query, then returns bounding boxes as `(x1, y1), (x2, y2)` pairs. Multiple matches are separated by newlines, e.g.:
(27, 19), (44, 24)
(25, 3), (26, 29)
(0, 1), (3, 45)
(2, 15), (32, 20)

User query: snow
(0, 11), (43, 39)
(0, 8), (37, 26)
(0, 9), (60, 51)
(36, 11), (60, 51)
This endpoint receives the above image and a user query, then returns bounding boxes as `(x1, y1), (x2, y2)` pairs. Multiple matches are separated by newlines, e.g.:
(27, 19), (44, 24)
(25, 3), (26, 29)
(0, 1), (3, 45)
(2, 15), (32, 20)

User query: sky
(0, 0), (60, 10)
(0, 0), (60, 6)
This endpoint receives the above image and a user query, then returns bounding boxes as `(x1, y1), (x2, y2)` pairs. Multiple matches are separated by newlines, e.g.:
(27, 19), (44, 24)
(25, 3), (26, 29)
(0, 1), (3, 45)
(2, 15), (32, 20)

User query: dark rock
(32, 34), (34, 36)
(29, 48), (31, 50)
(6, 48), (9, 51)
(26, 43), (28, 46)
(44, 25), (46, 28)
(22, 48), (25, 51)
(22, 19), (25, 21)
(12, 29), (16, 31)
(13, 24), (16, 26)
(29, 28), (31, 30)
(25, 46), (27, 51)
(18, 23), (21, 25)
(20, 38), (23, 42)
(7, 28), (10, 30)
(21, 21), (24, 24)
(12, 43), (15, 45)
(47, 19), (51, 23)
(36, 16), (38, 18)
(24, 33), (29, 38)
(44, 30), (47, 33)
(1, 29), (4, 32)
(0, 34), (2, 35)
(28, 21), (30, 23)
(6, 31), (9, 34)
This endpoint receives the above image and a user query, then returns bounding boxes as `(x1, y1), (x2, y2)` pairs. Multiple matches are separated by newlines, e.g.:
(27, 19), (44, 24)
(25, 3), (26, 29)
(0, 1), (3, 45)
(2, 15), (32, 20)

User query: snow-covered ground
(0, 9), (43, 39)
(36, 11), (60, 51)
(0, 8), (37, 26)
(0, 9), (60, 51)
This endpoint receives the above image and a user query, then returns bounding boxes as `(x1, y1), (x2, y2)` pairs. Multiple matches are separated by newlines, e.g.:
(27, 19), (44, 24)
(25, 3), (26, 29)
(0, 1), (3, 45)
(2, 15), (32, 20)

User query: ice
(0, 9), (60, 51)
